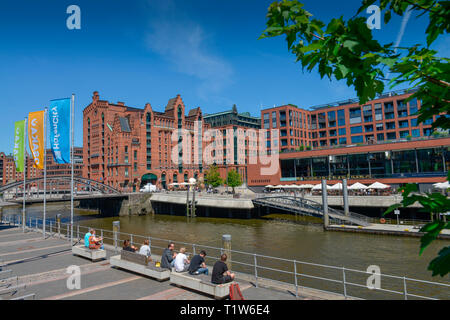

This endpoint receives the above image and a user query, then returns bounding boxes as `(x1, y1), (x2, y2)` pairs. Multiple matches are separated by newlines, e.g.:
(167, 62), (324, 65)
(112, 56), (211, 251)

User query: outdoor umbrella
(329, 183), (343, 190)
(433, 181), (450, 190)
(368, 182), (390, 189)
(348, 182), (368, 190)
(312, 184), (330, 190)
(298, 184), (315, 189)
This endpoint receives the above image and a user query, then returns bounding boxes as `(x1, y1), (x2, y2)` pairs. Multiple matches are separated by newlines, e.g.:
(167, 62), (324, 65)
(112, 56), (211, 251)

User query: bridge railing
(254, 195), (373, 226)
(3, 214), (450, 300)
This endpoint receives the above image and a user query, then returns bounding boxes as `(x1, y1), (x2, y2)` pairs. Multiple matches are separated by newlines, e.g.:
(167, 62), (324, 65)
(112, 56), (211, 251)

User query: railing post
(77, 224), (80, 242)
(342, 267), (347, 299)
(322, 180), (329, 229)
(113, 221), (120, 252)
(67, 223), (69, 239)
(130, 234), (133, 246)
(148, 237), (152, 256)
(35, 217), (37, 232)
(254, 253), (258, 288)
(49, 221), (52, 237)
(403, 276), (408, 300)
(193, 244), (196, 256)
(56, 214), (61, 238)
(100, 229), (104, 246)
(222, 234), (232, 270)
(294, 260), (298, 298)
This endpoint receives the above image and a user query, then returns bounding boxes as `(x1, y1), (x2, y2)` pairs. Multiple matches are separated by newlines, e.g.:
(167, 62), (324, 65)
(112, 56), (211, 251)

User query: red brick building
(83, 91), (211, 192)
(0, 148), (83, 187)
(261, 89), (435, 152)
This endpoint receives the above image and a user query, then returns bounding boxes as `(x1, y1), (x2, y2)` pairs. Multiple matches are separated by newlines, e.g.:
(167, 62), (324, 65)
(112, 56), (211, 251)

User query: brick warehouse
(0, 148), (83, 190)
(83, 91), (216, 192)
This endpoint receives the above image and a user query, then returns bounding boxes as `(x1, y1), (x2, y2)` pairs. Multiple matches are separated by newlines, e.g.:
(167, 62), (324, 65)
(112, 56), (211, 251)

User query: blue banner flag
(49, 98), (71, 163)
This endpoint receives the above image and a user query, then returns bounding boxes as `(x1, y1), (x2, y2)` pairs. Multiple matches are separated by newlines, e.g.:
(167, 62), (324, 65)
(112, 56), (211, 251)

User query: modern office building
(251, 89), (449, 190)
(203, 105), (261, 184)
(83, 91), (210, 192)
(261, 89), (437, 153)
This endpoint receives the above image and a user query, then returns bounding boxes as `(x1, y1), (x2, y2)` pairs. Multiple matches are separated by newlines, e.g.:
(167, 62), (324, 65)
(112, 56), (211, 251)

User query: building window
(350, 126), (363, 134)
(279, 111), (286, 127)
(339, 137), (347, 145)
(412, 129), (420, 137)
(349, 108), (362, 124)
(386, 122), (396, 130)
(377, 133), (384, 141)
(409, 98), (418, 115)
(374, 103), (382, 121)
(364, 125), (374, 132)
(398, 120), (409, 128)
(351, 135), (363, 144)
(338, 128), (346, 136)
(376, 123), (383, 131)
(386, 132), (397, 140)
(337, 109), (346, 126)
(263, 113), (270, 129)
(272, 112), (277, 128)
(125, 168), (129, 177)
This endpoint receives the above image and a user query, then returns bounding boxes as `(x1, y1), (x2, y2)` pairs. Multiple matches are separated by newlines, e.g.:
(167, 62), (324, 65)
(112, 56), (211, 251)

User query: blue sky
(0, 0), (448, 152)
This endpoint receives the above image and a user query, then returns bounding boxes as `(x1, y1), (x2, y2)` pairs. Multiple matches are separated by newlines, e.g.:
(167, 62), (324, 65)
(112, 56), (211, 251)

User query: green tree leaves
(261, 0), (450, 277)
(204, 165), (223, 188)
(226, 169), (243, 194)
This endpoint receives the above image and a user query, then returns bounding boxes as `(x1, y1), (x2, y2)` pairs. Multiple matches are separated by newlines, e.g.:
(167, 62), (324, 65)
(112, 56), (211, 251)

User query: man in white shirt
(174, 247), (190, 272)
(138, 239), (152, 261)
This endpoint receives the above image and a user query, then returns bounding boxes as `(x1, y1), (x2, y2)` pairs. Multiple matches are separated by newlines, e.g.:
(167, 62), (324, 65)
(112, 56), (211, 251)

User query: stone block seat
(72, 245), (106, 262)
(169, 271), (233, 299)
(109, 250), (170, 281)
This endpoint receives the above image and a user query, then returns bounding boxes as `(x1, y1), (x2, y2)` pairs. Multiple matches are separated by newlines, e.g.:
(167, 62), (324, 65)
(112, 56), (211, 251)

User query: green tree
(226, 169), (243, 194)
(204, 165), (223, 188)
(260, 0), (450, 276)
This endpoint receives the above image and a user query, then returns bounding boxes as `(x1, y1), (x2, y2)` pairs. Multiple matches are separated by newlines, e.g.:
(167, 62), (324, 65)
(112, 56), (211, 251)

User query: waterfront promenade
(0, 223), (343, 300)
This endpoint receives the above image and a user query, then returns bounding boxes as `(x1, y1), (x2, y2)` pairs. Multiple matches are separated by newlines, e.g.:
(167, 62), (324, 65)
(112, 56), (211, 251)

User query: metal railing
(3, 214), (449, 300)
(254, 195), (372, 226)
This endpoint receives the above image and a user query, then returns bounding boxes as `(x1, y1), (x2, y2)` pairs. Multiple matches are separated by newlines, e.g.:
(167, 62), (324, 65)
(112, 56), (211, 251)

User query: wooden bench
(169, 272), (233, 299)
(109, 250), (171, 281)
(72, 245), (106, 261)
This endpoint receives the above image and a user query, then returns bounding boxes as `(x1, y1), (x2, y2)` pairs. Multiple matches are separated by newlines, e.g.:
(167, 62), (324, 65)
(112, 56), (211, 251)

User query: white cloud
(144, 2), (233, 102)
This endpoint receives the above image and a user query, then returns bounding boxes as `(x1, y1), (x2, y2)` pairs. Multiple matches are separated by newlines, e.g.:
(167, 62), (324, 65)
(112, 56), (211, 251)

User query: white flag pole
(23, 118), (27, 233)
(43, 108), (47, 239)
(71, 94), (75, 244)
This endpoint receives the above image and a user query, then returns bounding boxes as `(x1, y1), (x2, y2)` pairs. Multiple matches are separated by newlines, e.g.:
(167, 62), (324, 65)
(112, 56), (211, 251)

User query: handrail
(4, 216), (450, 300)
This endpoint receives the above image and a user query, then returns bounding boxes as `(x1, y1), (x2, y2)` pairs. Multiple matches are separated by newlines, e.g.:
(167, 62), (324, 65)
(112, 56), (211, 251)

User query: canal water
(2, 202), (449, 299)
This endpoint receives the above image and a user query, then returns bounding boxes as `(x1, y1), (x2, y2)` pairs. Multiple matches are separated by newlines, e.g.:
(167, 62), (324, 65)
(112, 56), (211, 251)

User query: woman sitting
(122, 239), (137, 252)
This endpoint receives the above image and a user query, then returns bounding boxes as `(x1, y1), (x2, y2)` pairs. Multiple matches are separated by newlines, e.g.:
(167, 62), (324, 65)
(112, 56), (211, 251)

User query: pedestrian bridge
(253, 195), (372, 226)
(0, 176), (121, 195)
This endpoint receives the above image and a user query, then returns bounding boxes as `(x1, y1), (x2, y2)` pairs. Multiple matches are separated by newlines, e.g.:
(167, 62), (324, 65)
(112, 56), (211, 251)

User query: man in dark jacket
(161, 243), (177, 269)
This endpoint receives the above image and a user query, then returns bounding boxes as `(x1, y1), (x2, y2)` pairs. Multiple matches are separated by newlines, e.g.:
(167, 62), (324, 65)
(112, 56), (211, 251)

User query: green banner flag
(13, 120), (25, 173)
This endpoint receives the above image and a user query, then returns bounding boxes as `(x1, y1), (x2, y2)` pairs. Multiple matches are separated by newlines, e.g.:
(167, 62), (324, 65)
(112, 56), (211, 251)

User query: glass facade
(281, 147), (447, 180)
